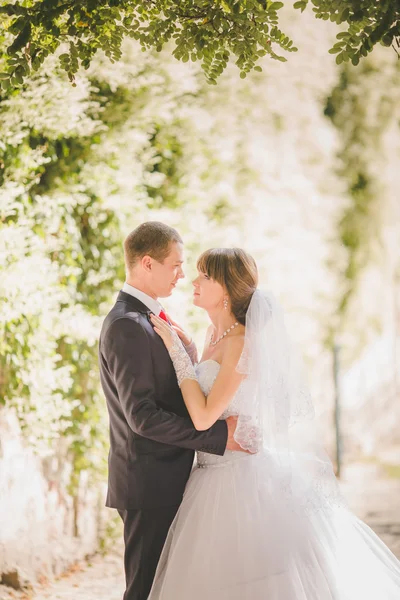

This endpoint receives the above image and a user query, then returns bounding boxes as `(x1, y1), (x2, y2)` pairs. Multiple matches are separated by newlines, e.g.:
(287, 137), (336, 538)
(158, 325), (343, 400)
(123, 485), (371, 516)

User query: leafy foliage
(297, 0), (400, 67)
(1, 0), (399, 90)
(0, 0), (296, 89)
(324, 54), (400, 344)
(0, 50), (176, 489)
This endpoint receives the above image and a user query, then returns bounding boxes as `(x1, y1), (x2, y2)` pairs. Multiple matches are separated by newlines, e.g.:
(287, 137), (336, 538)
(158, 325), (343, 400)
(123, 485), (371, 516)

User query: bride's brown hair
(197, 248), (258, 325)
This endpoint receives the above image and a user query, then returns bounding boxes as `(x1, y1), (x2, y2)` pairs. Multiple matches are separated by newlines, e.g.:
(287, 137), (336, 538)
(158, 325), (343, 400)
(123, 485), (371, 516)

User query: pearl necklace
(209, 321), (239, 346)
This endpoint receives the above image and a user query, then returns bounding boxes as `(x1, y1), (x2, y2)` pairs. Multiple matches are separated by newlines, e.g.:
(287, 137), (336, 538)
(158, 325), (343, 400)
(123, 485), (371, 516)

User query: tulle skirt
(148, 450), (400, 600)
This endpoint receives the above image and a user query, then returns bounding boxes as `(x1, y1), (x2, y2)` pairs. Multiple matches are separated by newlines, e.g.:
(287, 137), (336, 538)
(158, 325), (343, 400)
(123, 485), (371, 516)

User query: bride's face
(192, 270), (225, 311)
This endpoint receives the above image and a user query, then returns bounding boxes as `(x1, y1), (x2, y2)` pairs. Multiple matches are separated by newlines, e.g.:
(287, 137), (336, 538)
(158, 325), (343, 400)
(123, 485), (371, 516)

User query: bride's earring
(223, 298), (228, 310)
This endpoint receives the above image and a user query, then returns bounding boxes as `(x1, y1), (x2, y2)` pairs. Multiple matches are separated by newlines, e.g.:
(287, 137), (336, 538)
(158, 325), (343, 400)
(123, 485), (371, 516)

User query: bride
(148, 247), (400, 599)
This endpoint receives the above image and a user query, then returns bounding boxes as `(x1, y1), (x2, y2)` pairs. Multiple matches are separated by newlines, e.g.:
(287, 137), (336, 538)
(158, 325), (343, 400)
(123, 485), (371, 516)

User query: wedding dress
(148, 292), (400, 600)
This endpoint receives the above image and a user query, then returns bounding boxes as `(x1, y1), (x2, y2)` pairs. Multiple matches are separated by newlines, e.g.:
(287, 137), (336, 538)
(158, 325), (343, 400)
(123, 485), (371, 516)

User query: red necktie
(159, 310), (168, 323)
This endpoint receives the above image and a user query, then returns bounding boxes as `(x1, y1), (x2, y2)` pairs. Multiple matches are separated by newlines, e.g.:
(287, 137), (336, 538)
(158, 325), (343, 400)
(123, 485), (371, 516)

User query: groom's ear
(142, 255), (153, 272)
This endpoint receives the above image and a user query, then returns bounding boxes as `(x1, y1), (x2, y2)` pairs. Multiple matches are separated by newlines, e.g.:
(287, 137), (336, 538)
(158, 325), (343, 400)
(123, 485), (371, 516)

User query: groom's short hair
(124, 221), (183, 270)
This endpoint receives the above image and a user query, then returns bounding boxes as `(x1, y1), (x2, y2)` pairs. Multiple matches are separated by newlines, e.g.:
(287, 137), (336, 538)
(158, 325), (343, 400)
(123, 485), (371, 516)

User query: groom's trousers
(118, 505), (180, 600)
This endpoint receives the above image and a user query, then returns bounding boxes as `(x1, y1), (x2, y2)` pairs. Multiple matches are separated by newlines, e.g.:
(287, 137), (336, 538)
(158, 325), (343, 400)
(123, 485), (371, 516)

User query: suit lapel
(116, 291), (186, 412)
(116, 291), (154, 316)
(117, 290), (164, 337)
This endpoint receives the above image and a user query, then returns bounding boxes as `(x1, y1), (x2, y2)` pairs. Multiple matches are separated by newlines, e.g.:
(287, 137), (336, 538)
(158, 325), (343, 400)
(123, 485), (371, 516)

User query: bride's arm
(184, 340), (198, 366)
(151, 314), (244, 431)
(167, 315), (198, 365)
(180, 337), (245, 430)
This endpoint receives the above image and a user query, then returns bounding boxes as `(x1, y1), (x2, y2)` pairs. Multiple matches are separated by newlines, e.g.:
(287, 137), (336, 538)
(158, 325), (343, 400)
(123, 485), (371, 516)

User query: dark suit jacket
(99, 291), (228, 510)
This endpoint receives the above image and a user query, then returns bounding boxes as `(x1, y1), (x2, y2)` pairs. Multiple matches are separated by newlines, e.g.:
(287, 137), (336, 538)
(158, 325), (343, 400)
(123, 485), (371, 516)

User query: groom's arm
(102, 317), (228, 455)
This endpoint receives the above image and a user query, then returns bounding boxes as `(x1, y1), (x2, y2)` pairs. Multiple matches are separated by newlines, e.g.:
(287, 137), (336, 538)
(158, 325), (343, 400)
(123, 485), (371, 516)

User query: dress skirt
(148, 450), (400, 600)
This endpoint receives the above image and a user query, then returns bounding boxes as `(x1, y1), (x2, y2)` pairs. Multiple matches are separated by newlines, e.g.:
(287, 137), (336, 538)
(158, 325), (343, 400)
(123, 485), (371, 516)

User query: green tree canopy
(0, 0), (398, 90)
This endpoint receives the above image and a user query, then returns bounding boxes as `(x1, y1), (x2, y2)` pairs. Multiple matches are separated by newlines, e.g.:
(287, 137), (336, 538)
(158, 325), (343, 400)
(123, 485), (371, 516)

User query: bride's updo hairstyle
(197, 248), (258, 325)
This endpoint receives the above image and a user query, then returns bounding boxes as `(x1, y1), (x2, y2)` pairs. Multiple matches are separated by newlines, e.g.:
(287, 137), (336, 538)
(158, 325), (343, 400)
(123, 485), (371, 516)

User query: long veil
(234, 289), (345, 514)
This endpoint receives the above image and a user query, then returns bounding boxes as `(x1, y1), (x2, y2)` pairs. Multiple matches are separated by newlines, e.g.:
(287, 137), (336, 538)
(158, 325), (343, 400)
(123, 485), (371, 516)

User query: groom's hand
(226, 416), (252, 453)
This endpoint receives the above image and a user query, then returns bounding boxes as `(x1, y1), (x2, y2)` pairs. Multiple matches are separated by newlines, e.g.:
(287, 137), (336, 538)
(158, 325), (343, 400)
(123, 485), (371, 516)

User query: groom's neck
(125, 277), (158, 301)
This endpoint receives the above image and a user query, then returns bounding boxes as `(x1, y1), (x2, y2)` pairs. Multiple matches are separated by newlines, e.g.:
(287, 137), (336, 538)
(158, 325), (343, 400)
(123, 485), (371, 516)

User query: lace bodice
(195, 359), (254, 469)
(195, 359), (242, 418)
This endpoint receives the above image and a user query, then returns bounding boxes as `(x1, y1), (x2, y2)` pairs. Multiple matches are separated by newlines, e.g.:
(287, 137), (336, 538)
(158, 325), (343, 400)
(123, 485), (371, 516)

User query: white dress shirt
(122, 282), (163, 315)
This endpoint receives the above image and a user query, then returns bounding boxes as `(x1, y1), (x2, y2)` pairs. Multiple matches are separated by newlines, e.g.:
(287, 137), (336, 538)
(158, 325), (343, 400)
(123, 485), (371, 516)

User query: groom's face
(150, 241), (185, 298)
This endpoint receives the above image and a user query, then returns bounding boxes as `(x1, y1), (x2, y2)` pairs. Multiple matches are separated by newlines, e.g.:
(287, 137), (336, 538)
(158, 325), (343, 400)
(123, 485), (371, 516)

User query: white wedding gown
(149, 359), (400, 599)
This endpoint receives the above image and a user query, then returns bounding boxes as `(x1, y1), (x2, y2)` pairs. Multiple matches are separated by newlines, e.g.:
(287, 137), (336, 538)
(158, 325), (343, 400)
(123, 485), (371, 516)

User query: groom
(99, 221), (241, 600)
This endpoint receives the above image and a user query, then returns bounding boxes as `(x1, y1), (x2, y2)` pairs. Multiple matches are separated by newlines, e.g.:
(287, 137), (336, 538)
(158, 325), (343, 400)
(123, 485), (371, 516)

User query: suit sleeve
(103, 317), (228, 455)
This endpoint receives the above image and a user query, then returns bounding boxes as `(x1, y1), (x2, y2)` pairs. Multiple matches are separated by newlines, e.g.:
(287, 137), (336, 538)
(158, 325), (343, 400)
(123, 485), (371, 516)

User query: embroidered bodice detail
(195, 359), (242, 418)
(195, 360), (252, 469)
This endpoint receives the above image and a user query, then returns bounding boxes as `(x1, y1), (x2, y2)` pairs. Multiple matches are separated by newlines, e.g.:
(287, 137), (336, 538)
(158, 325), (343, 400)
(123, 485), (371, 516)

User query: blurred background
(0, 4), (399, 597)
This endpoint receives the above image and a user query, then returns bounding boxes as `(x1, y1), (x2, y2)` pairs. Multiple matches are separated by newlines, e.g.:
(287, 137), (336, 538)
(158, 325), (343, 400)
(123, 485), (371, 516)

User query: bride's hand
(165, 315), (192, 346)
(150, 314), (179, 351)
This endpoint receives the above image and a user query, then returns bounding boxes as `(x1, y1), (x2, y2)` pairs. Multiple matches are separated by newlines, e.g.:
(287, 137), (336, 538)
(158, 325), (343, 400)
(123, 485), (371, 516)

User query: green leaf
(8, 16), (26, 35)
(0, 79), (11, 91)
(8, 22), (31, 54)
(381, 34), (393, 47)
